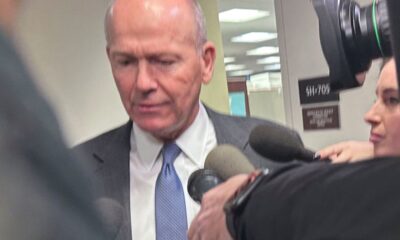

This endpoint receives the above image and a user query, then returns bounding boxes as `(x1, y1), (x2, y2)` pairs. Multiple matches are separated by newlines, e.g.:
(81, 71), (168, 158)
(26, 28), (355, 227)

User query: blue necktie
(155, 143), (187, 240)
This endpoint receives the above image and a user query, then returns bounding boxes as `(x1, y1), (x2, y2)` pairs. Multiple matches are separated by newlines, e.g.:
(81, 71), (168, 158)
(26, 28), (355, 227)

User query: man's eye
(160, 60), (174, 65)
(117, 59), (131, 66)
(151, 58), (175, 66)
(114, 56), (137, 67)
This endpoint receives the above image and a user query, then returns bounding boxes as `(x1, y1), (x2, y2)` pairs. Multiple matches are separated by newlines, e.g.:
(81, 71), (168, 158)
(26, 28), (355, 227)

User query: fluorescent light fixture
(225, 64), (246, 72)
(228, 70), (254, 76)
(224, 57), (235, 64)
(257, 56), (280, 64)
(219, 9), (270, 23)
(246, 46), (279, 56)
(264, 64), (281, 71)
(231, 32), (277, 43)
(225, 64), (246, 71)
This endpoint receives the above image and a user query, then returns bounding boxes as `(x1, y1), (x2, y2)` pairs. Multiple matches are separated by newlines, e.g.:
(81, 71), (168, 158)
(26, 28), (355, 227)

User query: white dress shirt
(129, 103), (217, 240)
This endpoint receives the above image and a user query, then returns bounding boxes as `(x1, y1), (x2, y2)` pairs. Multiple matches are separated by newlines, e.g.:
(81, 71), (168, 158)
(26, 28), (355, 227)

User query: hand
(188, 174), (254, 240)
(317, 141), (373, 163)
(356, 71), (367, 85)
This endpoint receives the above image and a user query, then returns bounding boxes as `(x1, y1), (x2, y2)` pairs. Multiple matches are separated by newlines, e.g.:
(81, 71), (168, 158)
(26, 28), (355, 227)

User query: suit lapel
(205, 106), (248, 150)
(93, 122), (132, 240)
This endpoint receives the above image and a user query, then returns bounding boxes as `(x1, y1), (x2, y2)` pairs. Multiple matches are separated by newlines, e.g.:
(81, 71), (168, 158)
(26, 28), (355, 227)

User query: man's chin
(137, 123), (164, 133)
(136, 120), (177, 139)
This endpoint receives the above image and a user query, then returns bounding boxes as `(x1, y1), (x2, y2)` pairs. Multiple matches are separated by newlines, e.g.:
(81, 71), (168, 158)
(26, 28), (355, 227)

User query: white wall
(16, 0), (128, 145)
(275, 0), (379, 150)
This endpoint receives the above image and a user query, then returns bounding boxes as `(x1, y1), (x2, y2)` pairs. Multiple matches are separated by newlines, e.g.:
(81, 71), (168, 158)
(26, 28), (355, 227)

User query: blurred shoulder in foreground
(0, 11), (107, 240)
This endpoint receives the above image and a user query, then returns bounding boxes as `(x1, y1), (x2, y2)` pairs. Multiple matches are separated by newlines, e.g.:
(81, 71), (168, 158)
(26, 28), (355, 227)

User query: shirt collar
(132, 123), (163, 170)
(175, 103), (209, 169)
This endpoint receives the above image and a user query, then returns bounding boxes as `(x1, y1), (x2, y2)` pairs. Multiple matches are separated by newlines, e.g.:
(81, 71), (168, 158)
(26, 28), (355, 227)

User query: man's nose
(136, 62), (157, 92)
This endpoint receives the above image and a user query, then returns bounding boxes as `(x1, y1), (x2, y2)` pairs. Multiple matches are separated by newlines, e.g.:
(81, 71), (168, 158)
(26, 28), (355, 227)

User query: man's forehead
(109, 1), (196, 37)
(111, 0), (190, 16)
(113, 1), (193, 28)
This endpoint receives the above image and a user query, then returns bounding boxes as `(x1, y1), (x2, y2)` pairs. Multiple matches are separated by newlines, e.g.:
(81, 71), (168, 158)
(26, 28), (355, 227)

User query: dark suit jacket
(74, 105), (302, 240)
(0, 30), (107, 240)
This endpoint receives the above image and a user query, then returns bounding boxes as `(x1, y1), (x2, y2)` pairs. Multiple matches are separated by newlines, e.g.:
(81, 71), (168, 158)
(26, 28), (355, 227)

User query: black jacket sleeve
(232, 157), (400, 240)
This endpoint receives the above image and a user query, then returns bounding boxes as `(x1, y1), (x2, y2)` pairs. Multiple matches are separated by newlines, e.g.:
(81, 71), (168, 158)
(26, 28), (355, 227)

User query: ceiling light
(257, 56), (280, 64)
(219, 9), (270, 23)
(246, 46), (279, 56)
(225, 64), (246, 71)
(264, 64), (281, 71)
(228, 70), (254, 77)
(231, 32), (277, 43)
(224, 57), (235, 64)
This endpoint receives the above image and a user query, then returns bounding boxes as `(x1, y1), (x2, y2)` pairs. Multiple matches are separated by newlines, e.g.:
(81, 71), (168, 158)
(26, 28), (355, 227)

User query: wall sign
(303, 105), (340, 130)
(298, 76), (339, 104)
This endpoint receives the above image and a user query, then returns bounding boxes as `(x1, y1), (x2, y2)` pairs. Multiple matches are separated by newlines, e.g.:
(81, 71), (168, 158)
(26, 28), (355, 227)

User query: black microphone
(95, 198), (124, 239)
(187, 144), (255, 203)
(249, 124), (317, 162)
(187, 169), (223, 203)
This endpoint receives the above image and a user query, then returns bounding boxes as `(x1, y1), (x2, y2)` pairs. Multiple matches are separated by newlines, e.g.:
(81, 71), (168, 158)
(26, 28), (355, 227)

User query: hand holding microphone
(248, 124), (372, 164)
(188, 144), (266, 240)
(188, 123), (322, 240)
(316, 141), (374, 163)
(188, 173), (252, 240)
(188, 122), (321, 205)
(187, 144), (255, 203)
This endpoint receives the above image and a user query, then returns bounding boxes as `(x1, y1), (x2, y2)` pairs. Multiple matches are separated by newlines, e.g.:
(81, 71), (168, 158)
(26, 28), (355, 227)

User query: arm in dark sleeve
(232, 157), (400, 240)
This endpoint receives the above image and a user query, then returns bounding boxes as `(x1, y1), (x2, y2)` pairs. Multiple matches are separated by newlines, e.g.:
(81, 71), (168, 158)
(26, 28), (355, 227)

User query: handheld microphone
(204, 144), (255, 180)
(187, 144), (255, 203)
(249, 124), (317, 162)
(187, 169), (223, 203)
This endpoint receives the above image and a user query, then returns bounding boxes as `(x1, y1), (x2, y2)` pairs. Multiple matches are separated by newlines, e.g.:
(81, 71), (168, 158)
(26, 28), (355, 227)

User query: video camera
(312, 0), (400, 91)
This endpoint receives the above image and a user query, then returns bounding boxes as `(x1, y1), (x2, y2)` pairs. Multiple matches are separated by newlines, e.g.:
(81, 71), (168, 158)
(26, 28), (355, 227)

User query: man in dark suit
(75, 0), (301, 239)
(0, 1), (109, 239)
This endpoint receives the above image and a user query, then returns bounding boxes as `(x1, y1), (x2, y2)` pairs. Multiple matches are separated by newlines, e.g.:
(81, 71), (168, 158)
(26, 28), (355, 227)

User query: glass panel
(229, 92), (247, 117)
(218, 0), (286, 124)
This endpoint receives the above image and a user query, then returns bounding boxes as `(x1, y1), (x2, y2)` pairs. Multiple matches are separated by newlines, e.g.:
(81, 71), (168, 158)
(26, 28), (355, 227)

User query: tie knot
(162, 143), (181, 165)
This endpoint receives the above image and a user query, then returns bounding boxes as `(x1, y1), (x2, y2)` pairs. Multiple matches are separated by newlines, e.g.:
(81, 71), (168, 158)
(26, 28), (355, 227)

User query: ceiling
(217, 0), (280, 77)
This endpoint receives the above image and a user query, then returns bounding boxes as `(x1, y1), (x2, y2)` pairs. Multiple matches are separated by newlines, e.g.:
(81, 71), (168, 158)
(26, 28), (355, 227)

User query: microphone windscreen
(95, 198), (124, 239)
(205, 144), (255, 180)
(249, 124), (315, 162)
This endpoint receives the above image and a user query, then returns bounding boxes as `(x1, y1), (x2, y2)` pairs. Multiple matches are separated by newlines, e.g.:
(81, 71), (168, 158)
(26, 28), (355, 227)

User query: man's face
(106, 0), (215, 140)
(364, 59), (400, 157)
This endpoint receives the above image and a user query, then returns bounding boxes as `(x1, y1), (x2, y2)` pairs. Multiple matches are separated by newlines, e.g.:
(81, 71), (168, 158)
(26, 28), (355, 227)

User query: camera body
(312, 0), (398, 91)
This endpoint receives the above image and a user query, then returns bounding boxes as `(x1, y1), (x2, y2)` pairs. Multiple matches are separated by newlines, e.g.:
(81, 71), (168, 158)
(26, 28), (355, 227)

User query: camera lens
(340, 0), (391, 74)
(313, 0), (392, 91)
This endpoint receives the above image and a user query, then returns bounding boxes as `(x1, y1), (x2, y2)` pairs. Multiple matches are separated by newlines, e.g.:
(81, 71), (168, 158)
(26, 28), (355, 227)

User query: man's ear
(201, 41), (216, 85)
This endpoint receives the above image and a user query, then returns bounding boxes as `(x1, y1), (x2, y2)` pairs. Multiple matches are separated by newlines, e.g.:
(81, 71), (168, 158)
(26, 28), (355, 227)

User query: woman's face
(364, 59), (400, 157)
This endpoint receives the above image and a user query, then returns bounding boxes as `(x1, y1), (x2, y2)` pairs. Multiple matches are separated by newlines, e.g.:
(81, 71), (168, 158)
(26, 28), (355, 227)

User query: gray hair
(104, 1), (114, 44)
(191, 0), (208, 52)
(104, 0), (208, 53)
